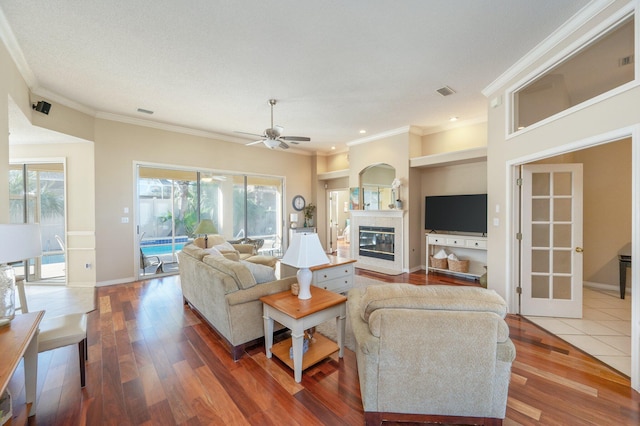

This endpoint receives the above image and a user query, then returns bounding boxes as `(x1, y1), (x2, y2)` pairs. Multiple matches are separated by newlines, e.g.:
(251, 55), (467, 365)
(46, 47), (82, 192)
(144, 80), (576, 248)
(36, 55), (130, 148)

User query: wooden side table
(0, 310), (45, 419)
(261, 287), (347, 383)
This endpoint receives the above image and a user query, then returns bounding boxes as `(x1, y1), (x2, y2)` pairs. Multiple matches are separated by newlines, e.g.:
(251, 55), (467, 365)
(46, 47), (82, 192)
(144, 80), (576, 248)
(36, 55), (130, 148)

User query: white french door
(520, 164), (583, 318)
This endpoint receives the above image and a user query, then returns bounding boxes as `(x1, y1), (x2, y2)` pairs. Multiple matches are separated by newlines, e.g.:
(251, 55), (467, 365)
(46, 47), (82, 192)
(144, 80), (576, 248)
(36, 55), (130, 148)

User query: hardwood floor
(8, 269), (640, 425)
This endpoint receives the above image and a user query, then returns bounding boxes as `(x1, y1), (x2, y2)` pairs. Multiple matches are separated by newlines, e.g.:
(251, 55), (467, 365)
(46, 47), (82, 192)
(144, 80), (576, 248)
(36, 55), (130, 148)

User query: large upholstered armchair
(348, 284), (515, 426)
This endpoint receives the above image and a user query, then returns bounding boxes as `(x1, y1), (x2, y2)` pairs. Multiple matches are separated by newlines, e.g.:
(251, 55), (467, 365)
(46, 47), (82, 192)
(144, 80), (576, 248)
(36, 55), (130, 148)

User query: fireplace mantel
(349, 210), (404, 275)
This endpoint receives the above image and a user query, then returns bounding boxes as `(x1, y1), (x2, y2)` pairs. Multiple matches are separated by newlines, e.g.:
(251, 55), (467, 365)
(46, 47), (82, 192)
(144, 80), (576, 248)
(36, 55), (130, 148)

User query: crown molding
(31, 86), (97, 117)
(482, 0), (615, 96)
(0, 8), (36, 87)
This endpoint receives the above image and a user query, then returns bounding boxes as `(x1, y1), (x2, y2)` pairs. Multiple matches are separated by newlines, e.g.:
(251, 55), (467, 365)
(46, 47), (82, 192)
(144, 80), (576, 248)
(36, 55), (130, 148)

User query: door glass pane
(532, 199), (550, 221)
(554, 172), (572, 196)
(138, 167), (197, 275)
(553, 198), (572, 221)
(246, 176), (283, 252)
(553, 250), (572, 274)
(532, 173), (550, 196)
(553, 276), (572, 299)
(553, 224), (572, 247)
(532, 224), (550, 247)
(532, 275), (550, 298)
(532, 249), (550, 273)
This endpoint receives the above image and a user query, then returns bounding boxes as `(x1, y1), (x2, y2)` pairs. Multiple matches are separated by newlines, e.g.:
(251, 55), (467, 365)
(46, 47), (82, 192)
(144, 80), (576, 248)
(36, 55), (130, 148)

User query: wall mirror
(359, 163), (396, 210)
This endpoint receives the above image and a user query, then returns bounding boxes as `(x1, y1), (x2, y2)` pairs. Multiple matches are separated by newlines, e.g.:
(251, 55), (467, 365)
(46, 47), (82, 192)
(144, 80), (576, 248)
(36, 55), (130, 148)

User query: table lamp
(194, 219), (217, 248)
(281, 233), (329, 299)
(0, 224), (42, 327)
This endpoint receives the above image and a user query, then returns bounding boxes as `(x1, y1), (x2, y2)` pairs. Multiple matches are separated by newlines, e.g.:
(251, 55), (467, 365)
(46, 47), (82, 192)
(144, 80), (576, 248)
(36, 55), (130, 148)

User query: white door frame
(506, 125), (640, 390)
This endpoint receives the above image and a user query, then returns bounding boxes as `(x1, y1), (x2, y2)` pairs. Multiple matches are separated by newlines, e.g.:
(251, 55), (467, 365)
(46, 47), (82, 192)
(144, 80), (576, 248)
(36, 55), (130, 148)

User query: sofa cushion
(360, 284), (508, 322)
(203, 255), (257, 290)
(240, 260), (276, 283)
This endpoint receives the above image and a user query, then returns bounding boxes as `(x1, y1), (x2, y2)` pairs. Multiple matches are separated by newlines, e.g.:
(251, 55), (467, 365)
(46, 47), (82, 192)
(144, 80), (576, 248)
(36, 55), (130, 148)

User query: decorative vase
(395, 200), (402, 209)
(0, 264), (16, 327)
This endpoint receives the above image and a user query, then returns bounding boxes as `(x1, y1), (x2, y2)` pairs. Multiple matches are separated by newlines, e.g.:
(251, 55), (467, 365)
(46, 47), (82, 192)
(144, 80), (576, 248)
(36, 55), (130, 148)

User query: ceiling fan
(237, 99), (310, 149)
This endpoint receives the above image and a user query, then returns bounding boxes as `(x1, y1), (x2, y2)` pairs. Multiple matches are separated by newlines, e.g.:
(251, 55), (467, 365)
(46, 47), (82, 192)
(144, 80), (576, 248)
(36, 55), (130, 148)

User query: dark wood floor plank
(18, 269), (640, 425)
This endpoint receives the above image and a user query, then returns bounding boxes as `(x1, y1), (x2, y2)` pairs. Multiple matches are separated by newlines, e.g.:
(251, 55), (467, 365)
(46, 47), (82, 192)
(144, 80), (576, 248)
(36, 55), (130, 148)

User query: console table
(0, 310), (45, 419)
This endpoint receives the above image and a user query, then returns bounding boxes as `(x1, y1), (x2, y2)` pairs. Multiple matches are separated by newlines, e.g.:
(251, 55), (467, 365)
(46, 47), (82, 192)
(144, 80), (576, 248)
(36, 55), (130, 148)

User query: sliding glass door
(137, 165), (283, 278)
(9, 162), (66, 283)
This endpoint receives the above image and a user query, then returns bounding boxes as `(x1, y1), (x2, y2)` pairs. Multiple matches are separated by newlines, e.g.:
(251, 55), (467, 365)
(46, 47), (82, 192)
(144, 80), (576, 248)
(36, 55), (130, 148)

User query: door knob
(575, 247), (584, 253)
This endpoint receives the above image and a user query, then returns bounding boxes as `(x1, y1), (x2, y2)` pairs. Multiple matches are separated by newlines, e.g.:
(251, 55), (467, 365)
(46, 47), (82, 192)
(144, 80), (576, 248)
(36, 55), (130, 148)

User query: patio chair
(15, 278), (88, 387)
(140, 248), (163, 275)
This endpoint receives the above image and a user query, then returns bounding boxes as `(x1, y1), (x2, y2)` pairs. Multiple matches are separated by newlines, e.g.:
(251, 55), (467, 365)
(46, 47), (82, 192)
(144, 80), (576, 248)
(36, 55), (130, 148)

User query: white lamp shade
(0, 224), (43, 263)
(281, 233), (329, 268)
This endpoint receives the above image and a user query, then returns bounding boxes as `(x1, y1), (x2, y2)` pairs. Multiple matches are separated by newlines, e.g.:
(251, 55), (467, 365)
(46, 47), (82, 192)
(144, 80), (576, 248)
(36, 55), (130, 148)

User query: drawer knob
(324, 274), (328, 278)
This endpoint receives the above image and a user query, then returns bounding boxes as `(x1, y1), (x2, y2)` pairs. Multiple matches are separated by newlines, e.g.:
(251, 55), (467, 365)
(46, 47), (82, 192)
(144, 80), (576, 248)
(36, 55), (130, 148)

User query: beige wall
(421, 122), (487, 156)
(94, 118), (313, 285)
(347, 130), (423, 271)
(1, 40), (31, 222)
(485, 0), (639, 306)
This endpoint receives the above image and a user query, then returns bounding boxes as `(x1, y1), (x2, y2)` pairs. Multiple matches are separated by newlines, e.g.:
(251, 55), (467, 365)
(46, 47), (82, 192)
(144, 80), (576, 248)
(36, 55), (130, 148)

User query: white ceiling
(0, 0), (591, 152)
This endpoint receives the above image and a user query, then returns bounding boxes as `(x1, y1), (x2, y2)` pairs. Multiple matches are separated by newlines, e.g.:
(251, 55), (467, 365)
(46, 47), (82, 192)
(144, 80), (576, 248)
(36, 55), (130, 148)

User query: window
(9, 162), (66, 282)
(513, 16), (634, 132)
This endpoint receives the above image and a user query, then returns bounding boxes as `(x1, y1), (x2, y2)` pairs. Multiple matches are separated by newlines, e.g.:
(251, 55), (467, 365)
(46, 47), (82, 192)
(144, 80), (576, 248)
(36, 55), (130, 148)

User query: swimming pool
(142, 243), (185, 256)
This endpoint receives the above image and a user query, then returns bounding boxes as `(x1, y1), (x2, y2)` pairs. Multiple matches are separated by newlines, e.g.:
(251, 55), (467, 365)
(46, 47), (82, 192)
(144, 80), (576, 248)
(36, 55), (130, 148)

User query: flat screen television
(425, 194), (487, 234)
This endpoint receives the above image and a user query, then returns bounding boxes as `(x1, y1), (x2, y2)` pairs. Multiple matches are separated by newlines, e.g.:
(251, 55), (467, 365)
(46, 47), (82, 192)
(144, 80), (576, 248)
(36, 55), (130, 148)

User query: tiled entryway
(527, 287), (631, 376)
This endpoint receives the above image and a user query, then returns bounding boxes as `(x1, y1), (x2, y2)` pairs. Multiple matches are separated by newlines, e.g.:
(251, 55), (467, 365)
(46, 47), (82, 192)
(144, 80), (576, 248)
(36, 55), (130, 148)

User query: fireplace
(359, 226), (395, 261)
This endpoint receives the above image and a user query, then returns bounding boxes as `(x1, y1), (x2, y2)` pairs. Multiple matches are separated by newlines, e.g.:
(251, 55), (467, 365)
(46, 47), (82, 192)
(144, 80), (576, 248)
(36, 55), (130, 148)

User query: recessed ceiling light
(449, 116), (458, 122)
(359, 129), (366, 134)
(331, 146), (336, 150)
(137, 108), (154, 115)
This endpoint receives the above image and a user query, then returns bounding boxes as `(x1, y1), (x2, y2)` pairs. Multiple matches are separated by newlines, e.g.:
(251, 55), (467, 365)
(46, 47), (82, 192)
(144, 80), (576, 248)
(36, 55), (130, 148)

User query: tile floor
(526, 287), (631, 376)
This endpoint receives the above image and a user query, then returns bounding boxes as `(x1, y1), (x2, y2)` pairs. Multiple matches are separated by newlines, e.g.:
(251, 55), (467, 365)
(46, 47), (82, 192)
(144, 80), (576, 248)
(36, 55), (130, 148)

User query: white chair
(16, 278), (88, 387)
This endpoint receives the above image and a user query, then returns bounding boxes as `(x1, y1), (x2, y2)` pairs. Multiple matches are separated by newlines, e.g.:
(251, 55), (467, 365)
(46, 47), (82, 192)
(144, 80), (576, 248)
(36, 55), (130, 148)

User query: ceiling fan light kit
(237, 99), (311, 150)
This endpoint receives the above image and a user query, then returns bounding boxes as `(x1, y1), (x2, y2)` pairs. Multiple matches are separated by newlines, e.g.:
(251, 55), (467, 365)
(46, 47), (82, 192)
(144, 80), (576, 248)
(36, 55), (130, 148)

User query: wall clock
(292, 195), (306, 211)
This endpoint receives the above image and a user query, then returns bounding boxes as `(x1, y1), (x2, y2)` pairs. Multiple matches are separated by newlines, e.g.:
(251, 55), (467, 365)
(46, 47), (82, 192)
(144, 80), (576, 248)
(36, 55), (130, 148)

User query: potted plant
(303, 203), (316, 227)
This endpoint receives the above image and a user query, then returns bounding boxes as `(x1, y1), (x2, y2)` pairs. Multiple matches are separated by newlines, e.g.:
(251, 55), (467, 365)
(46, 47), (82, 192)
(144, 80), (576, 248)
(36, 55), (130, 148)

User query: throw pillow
(204, 246), (223, 257)
(214, 241), (236, 252)
(240, 260), (276, 284)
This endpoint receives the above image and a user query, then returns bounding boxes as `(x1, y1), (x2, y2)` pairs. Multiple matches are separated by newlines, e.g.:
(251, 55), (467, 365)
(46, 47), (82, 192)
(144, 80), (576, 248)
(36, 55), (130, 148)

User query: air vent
(137, 108), (154, 114)
(619, 55), (634, 67)
(436, 86), (456, 97)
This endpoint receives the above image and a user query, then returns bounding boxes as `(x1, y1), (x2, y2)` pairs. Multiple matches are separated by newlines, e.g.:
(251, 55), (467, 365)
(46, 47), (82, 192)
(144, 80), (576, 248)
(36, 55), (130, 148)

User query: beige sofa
(348, 284), (515, 426)
(178, 243), (296, 360)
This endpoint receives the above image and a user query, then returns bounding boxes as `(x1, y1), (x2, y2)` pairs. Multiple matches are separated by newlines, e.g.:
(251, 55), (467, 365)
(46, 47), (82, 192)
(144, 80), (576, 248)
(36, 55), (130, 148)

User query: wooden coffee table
(261, 286), (347, 382)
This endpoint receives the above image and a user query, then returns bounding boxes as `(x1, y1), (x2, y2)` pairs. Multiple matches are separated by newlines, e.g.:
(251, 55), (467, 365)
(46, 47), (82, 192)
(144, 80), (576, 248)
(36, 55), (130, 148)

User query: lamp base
(296, 267), (312, 300)
(0, 264), (16, 327)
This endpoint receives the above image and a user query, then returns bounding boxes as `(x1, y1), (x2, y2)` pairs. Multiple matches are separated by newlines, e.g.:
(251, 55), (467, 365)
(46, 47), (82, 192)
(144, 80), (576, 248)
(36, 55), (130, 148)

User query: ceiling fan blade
(236, 131), (266, 138)
(279, 141), (290, 149)
(280, 136), (310, 142)
(245, 140), (265, 146)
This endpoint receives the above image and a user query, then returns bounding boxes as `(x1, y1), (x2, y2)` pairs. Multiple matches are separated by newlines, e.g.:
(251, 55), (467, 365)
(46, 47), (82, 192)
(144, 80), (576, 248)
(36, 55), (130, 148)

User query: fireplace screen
(359, 226), (394, 261)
